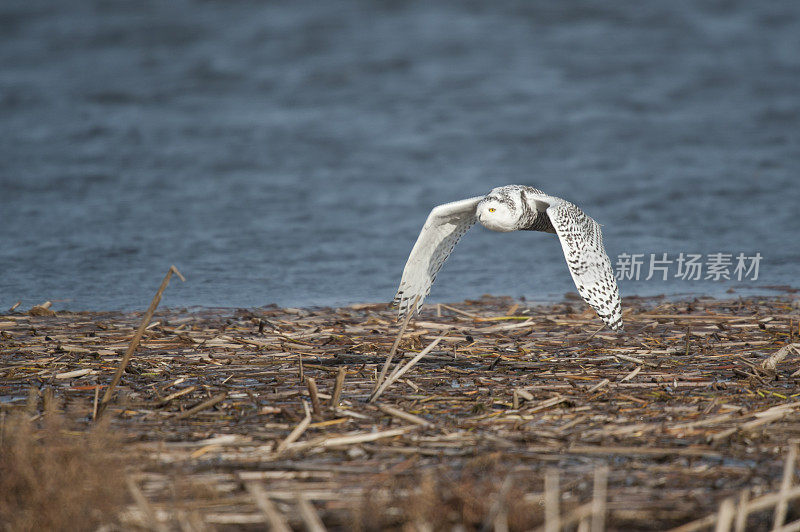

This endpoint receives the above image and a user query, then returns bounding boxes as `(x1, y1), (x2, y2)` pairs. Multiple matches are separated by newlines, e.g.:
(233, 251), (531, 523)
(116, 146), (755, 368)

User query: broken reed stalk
(289, 426), (415, 452)
(158, 386), (197, 406)
(296, 493), (327, 532)
(763, 344), (800, 371)
(372, 295), (418, 395)
(368, 334), (445, 403)
(127, 476), (169, 532)
(330, 367), (346, 409)
(376, 403), (432, 426)
(98, 265), (185, 415)
(439, 303), (480, 318)
(516, 388), (535, 402)
(172, 392), (227, 421)
(482, 475), (513, 532)
(716, 498), (735, 532)
(245, 481), (291, 532)
(544, 468), (561, 532)
(306, 378), (321, 416)
(685, 326), (691, 356)
(586, 379), (611, 394)
(585, 324), (606, 341)
(734, 491), (749, 532)
(276, 400), (312, 453)
(773, 442), (798, 529)
(591, 466), (608, 532)
(298, 355), (304, 383)
(92, 384), (100, 421)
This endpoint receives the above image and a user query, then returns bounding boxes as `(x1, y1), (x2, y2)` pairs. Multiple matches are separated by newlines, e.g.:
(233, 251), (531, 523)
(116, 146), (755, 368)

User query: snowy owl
(393, 185), (623, 330)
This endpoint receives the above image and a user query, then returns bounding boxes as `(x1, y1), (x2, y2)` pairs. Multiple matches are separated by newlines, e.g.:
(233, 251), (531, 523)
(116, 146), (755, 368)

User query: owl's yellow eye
(488, 208), (496, 213)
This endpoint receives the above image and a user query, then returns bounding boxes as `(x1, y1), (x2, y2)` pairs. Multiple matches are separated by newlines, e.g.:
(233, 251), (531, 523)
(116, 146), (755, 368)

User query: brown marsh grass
(0, 401), (128, 532)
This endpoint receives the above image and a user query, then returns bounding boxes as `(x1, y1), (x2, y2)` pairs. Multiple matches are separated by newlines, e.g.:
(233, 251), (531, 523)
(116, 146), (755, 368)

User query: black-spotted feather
(545, 201), (623, 330)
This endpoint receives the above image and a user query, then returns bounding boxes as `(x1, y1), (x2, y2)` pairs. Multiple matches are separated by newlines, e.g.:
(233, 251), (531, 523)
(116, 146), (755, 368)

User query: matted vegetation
(1, 294), (800, 530)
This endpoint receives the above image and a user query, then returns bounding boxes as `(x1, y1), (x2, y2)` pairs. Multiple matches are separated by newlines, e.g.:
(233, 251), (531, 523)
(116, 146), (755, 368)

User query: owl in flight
(393, 185), (623, 330)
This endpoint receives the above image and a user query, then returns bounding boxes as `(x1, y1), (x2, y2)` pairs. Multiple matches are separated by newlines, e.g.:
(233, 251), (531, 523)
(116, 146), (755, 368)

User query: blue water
(1, 1), (798, 311)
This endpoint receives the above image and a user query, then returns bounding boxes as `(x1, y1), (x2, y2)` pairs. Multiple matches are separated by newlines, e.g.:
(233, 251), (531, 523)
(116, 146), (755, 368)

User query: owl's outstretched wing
(393, 196), (483, 319)
(541, 197), (623, 330)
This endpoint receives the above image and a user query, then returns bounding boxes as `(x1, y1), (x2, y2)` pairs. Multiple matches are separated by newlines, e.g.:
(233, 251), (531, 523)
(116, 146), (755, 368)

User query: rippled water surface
(1, 1), (798, 310)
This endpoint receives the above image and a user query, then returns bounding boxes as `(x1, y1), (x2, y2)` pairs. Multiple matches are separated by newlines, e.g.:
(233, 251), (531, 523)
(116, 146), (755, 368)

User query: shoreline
(7, 284), (797, 317)
(2, 295), (800, 529)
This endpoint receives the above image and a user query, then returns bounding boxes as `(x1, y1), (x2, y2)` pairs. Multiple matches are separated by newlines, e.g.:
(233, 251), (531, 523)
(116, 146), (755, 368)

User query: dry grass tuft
(0, 408), (128, 532)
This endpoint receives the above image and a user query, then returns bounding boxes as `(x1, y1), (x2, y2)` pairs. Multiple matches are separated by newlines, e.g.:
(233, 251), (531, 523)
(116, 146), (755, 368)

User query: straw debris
(2, 294), (800, 529)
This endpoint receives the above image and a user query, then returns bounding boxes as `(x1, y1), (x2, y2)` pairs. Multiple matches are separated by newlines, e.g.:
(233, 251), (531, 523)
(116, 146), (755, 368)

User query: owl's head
(477, 196), (519, 232)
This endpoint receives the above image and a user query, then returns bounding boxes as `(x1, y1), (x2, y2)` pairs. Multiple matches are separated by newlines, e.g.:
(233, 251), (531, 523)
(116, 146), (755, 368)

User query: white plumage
(393, 185), (623, 330)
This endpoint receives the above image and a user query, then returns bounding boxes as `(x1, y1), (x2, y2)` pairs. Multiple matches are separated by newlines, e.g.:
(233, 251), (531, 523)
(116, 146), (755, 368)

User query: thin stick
(585, 324), (606, 341)
(615, 354), (658, 367)
(99, 265), (185, 414)
(525, 395), (568, 415)
(591, 466), (608, 532)
(716, 498), (735, 532)
(774, 443), (798, 530)
(734, 490), (749, 532)
(289, 426), (415, 451)
(772, 519), (800, 532)
(92, 384), (100, 421)
(685, 326), (691, 356)
(368, 334), (444, 403)
(376, 403), (433, 426)
(620, 366), (641, 383)
(587, 379), (610, 394)
(331, 367), (346, 409)
(439, 303), (480, 318)
(245, 481), (291, 532)
(482, 475), (513, 532)
(127, 476), (169, 532)
(306, 378), (321, 416)
(158, 386), (198, 406)
(296, 493), (327, 532)
(276, 400), (312, 453)
(373, 296), (418, 395)
(173, 392), (227, 421)
(544, 468), (561, 532)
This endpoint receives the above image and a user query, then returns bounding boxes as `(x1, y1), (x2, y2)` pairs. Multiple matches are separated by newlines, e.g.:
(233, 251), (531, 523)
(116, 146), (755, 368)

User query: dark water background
(1, 1), (798, 311)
